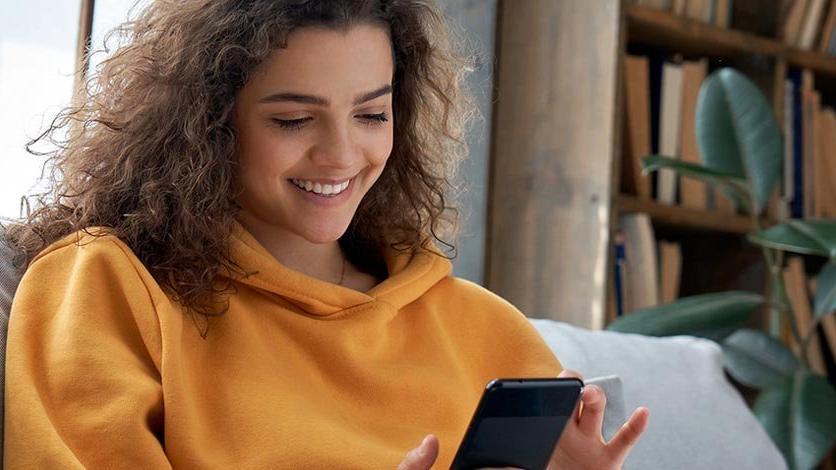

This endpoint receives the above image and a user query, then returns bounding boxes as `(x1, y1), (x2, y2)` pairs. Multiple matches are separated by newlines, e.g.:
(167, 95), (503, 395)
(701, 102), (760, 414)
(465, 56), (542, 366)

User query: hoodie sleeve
(4, 236), (171, 469)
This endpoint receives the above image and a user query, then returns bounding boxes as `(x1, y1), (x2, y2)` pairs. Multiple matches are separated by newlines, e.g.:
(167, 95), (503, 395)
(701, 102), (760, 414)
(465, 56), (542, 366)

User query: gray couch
(0, 231), (786, 469)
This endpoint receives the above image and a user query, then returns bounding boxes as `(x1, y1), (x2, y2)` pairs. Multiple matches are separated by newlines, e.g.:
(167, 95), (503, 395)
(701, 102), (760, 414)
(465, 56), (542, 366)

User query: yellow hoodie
(5, 224), (562, 469)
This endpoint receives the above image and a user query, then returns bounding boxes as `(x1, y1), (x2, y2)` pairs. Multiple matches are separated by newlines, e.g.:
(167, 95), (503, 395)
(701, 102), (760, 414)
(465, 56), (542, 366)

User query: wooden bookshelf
(616, 194), (757, 234)
(627, 4), (783, 58)
(785, 47), (836, 77)
(626, 3), (836, 76)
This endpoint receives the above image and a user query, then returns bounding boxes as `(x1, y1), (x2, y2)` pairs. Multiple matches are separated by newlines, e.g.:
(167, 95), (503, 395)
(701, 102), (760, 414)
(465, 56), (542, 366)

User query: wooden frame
(73, 0), (95, 98)
(488, 0), (623, 329)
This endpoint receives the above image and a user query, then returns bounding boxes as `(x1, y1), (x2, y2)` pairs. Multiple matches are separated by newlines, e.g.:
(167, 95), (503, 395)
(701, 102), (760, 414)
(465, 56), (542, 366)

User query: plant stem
(799, 316), (825, 370)
(749, 201), (808, 367)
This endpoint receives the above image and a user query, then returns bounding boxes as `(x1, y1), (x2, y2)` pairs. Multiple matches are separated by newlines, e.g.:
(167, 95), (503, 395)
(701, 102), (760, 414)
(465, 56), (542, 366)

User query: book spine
(789, 69), (805, 218)
(614, 233), (627, 317)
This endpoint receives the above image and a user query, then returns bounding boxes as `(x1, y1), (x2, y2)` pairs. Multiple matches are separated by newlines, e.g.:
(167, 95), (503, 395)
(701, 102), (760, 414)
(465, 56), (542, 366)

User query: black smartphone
(450, 378), (583, 470)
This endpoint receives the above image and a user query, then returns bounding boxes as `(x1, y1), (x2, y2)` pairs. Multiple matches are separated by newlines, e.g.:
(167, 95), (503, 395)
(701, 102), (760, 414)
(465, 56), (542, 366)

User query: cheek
(238, 133), (301, 181)
(367, 130), (394, 168)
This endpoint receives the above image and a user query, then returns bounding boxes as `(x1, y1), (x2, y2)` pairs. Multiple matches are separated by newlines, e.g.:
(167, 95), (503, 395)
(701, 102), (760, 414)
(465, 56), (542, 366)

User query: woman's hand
(548, 370), (650, 470)
(397, 434), (439, 470)
(397, 369), (649, 470)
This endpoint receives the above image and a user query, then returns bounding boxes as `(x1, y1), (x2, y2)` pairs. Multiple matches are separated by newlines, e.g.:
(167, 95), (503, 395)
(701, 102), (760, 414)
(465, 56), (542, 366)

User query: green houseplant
(607, 67), (836, 470)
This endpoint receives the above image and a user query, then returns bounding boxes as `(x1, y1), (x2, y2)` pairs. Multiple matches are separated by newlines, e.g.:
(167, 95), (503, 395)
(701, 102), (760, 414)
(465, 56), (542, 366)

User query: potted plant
(608, 67), (836, 470)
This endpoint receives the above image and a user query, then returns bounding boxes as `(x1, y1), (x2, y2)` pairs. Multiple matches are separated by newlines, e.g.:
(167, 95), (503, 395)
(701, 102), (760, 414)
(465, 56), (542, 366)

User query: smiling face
(232, 24), (394, 245)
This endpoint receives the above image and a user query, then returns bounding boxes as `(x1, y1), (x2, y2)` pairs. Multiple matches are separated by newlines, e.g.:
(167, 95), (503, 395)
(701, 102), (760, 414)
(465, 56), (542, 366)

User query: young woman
(5, 1), (648, 468)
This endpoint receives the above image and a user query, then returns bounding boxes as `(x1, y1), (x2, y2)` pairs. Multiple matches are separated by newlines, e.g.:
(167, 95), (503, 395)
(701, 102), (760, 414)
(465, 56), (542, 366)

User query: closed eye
(272, 112), (389, 132)
(272, 117), (312, 131)
(357, 112), (389, 126)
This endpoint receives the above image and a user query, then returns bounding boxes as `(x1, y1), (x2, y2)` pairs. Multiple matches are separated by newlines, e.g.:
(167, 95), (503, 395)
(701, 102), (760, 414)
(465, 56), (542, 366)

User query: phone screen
(450, 378), (582, 470)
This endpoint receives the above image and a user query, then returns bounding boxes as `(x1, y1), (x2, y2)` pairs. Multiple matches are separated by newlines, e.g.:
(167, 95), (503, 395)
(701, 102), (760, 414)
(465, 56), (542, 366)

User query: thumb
(397, 434), (439, 470)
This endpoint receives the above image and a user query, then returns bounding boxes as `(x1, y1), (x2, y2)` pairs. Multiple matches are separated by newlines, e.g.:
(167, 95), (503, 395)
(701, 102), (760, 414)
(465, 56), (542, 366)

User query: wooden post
(487, 0), (623, 329)
(73, 0), (95, 100)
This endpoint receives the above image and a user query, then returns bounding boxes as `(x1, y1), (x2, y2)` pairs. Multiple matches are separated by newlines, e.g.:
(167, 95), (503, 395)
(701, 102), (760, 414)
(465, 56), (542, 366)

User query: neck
(237, 214), (345, 285)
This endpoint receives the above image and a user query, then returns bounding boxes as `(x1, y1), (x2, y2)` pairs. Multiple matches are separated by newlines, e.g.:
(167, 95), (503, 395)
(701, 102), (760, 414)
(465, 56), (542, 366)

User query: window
(0, 0), (82, 219)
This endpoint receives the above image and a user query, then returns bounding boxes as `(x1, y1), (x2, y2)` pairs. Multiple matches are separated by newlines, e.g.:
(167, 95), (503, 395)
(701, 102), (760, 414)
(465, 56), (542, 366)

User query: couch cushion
(531, 319), (787, 470)
(1, 225), (24, 468)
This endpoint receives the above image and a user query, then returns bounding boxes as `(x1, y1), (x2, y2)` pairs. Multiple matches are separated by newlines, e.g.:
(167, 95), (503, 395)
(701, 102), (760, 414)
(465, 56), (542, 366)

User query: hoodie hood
(226, 222), (452, 317)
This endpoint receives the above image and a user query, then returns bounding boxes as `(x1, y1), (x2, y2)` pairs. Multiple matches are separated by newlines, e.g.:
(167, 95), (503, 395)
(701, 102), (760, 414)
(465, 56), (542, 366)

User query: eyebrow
(258, 84), (392, 106)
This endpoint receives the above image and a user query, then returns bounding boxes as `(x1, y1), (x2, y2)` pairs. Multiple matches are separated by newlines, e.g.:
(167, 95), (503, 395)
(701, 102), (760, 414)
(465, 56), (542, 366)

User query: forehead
(247, 24), (394, 94)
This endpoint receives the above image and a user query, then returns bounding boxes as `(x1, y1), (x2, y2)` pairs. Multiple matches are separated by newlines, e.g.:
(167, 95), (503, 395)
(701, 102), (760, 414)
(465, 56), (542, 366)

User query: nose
(309, 121), (358, 170)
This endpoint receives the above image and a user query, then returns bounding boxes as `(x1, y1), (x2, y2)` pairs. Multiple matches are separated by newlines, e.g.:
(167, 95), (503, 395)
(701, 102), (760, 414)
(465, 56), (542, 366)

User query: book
(623, 55), (653, 199)
(816, 108), (836, 217)
(686, 0), (714, 21)
(811, 94), (825, 218)
(649, 54), (665, 157)
(613, 231), (627, 317)
(783, 257), (828, 375)
(822, 309), (836, 362)
(672, 0), (688, 15)
(620, 213), (660, 313)
(657, 62), (685, 205)
(801, 70), (817, 217)
(679, 59), (709, 210)
(782, 79), (795, 208)
(799, 0), (828, 49)
(711, 187), (738, 214)
(819, 0), (836, 51)
(783, 0), (811, 45)
(714, 0), (732, 27)
(788, 69), (805, 218)
(658, 241), (682, 304)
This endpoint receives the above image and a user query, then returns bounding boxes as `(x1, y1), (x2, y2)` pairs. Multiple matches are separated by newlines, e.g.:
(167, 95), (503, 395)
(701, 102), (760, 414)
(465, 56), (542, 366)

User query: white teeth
(291, 178), (351, 196)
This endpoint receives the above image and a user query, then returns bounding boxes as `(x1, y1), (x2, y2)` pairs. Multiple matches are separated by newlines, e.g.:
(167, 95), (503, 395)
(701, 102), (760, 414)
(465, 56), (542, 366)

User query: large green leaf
(748, 220), (836, 260)
(696, 68), (783, 214)
(722, 329), (799, 389)
(754, 370), (836, 470)
(607, 291), (763, 341)
(814, 262), (836, 318)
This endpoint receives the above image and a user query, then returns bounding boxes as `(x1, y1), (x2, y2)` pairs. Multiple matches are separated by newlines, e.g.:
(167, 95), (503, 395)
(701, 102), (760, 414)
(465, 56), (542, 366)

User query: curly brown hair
(7, 0), (476, 322)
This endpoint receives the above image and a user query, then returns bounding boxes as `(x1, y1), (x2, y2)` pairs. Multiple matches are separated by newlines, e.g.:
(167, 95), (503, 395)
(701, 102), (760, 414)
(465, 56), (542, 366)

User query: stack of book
(623, 53), (836, 218)
(613, 213), (683, 316)
(781, 0), (836, 54)
(783, 256), (836, 373)
(783, 68), (836, 219)
(622, 54), (736, 213)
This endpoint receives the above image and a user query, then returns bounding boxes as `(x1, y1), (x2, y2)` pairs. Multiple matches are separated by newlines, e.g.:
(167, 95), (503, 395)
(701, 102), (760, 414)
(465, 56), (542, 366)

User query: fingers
(397, 434), (439, 470)
(577, 384), (607, 437)
(607, 407), (650, 463)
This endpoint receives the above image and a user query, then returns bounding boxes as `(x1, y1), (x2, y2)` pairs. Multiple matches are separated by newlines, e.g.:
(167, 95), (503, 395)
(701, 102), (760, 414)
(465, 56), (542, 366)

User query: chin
(297, 223), (351, 245)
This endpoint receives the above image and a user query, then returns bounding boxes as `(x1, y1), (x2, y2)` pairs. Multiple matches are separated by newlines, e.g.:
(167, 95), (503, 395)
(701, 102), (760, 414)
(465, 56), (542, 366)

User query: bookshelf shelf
(785, 47), (836, 76)
(616, 194), (756, 234)
(626, 3), (836, 77)
(626, 4), (781, 58)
